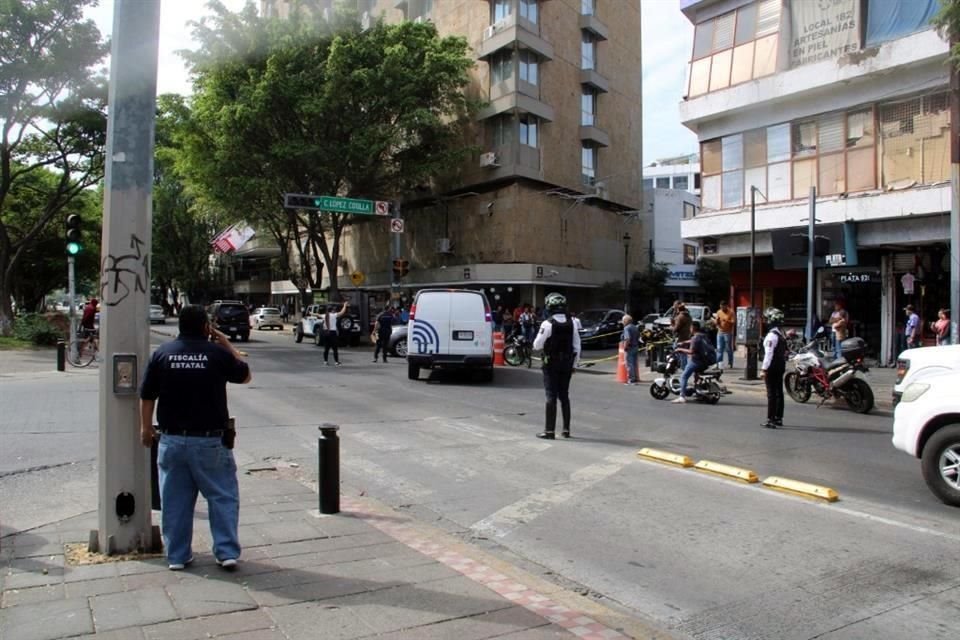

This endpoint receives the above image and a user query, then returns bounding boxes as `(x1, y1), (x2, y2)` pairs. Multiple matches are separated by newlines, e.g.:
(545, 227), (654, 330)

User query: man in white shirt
(532, 293), (581, 439)
(322, 301), (350, 365)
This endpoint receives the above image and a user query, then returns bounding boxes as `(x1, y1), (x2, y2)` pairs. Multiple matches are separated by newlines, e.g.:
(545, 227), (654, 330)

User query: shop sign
(824, 254), (847, 267)
(838, 272), (874, 284)
(790, 0), (860, 67)
(666, 266), (698, 288)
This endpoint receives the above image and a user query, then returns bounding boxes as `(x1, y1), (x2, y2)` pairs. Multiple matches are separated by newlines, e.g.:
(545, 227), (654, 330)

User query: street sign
(375, 200), (390, 216)
(390, 218), (405, 233)
(284, 194), (378, 215)
(350, 271), (365, 286)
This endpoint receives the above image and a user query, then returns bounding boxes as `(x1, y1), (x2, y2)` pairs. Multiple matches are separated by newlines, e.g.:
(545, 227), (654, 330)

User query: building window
(879, 92), (949, 188)
(683, 202), (699, 219)
(673, 175), (689, 190)
(519, 114), (538, 148)
(581, 32), (596, 70)
(581, 144), (597, 185)
(520, 0), (538, 24)
(684, 245), (697, 264)
(581, 0), (594, 16)
(694, 173), (702, 189)
(655, 177), (670, 189)
(490, 50), (513, 85)
(688, 0), (780, 98)
(642, 178), (654, 190)
(490, 114), (514, 148)
(519, 50), (539, 85)
(699, 105), (884, 212)
(581, 88), (596, 125)
(493, 0), (511, 23)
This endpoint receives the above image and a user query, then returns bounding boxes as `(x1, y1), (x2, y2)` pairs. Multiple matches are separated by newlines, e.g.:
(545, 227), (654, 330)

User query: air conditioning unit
(593, 181), (608, 200)
(361, 11), (371, 30)
(435, 238), (453, 254)
(483, 25), (496, 39)
(479, 151), (499, 168)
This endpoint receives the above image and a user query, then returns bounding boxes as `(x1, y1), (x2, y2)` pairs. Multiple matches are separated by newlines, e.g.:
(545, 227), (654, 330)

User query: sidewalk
(1, 464), (668, 640)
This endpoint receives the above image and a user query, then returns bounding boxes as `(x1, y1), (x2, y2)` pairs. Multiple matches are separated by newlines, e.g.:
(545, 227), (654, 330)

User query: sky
(84, 0), (697, 166)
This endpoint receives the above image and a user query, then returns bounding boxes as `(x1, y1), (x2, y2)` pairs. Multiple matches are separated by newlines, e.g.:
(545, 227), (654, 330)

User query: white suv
(892, 370), (960, 506)
(892, 345), (960, 405)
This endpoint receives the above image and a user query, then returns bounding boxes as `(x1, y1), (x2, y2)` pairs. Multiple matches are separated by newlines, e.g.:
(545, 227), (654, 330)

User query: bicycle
(69, 329), (100, 367)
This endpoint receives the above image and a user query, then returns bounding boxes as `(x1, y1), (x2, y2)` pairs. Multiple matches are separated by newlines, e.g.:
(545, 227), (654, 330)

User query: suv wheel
(314, 332), (322, 347)
(921, 424), (960, 507)
(295, 326), (303, 343)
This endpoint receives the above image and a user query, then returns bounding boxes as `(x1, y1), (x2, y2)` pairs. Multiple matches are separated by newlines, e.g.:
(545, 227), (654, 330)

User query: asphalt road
(2, 327), (959, 640)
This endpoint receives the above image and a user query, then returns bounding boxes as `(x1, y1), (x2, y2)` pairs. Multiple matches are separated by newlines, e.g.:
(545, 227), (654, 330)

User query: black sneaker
(773, 419), (783, 427)
(561, 431), (571, 438)
(762, 420), (777, 429)
(536, 432), (555, 440)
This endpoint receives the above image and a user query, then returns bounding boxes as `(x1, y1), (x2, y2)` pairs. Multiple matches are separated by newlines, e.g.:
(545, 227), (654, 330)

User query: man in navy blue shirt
(140, 305), (251, 571)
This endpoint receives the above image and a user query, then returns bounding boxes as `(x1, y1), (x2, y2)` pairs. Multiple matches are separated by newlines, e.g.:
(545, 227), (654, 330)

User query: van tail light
(484, 303), (492, 323)
(409, 304), (416, 321)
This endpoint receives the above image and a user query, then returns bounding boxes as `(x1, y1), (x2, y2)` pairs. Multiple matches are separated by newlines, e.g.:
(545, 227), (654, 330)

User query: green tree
(152, 94), (229, 307)
(695, 258), (730, 307)
(178, 1), (475, 301)
(0, 0), (108, 333)
(934, 0), (960, 64)
(629, 262), (670, 314)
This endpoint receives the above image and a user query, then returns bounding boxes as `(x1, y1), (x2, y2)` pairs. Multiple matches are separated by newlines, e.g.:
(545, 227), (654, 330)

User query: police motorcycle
(649, 349), (724, 404)
(783, 326), (874, 414)
(503, 325), (533, 368)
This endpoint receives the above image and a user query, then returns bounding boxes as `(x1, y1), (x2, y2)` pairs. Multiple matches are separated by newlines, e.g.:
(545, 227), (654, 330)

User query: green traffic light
(66, 242), (81, 255)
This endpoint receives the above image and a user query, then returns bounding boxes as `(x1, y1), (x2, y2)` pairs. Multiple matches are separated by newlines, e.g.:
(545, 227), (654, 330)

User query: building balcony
(580, 68), (609, 93)
(579, 125), (609, 148)
(477, 92), (554, 122)
(579, 14), (608, 41)
(475, 144), (542, 182)
(477, 13), (554, 61)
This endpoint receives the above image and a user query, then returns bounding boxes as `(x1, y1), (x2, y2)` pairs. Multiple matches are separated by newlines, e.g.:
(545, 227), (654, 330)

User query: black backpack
(696, 335), (717, 366)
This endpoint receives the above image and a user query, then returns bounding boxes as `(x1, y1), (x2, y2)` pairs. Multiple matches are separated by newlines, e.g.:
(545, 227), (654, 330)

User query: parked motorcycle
(649, 350), (723, 404)
(503, 331), (533, 368)
(784, 328), (874, 414)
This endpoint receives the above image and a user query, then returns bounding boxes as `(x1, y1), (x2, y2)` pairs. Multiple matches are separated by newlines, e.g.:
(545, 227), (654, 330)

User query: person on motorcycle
(672, 321), (709, 404)
(532, 292), (581, 439)
(760, 307), (787, 429)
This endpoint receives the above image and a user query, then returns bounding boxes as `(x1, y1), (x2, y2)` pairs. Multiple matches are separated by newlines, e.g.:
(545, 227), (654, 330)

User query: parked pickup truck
(654, 304), (712, 330)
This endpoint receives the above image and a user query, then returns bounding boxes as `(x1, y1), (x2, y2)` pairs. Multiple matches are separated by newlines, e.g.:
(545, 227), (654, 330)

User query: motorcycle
(503, 330), (533, 368)
(784, 328), (874, 414)
(649, 350), (724, 404)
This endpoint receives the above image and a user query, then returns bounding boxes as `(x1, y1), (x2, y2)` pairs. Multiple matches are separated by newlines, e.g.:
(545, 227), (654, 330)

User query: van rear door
(410, 291), (450, 355)
(448, 291), (491, 356)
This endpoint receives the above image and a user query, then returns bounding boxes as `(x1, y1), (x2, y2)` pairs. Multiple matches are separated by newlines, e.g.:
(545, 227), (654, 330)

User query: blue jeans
(625, 345), (639, 382)
(158, 434), (240, 565)
(717, 332), (733, 367)
(833, 332), (843, 359)
(679, 360), (700, 396)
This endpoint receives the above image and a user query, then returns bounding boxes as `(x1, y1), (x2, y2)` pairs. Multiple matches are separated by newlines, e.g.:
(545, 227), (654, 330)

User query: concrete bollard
(318, 423), (340, 514)
(57, 339), (66, 371)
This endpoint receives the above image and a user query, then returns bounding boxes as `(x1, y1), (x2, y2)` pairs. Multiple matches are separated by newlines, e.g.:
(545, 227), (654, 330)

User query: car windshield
(578, 311), (606, 325)
(261, 308), (280, 315)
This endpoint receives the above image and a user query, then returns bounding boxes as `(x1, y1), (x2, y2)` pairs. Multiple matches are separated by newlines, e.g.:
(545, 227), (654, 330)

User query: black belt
(159, 428), (225, 438)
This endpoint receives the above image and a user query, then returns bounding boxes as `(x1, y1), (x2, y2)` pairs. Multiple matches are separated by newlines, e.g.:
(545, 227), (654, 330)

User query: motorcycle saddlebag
(840, 337), (866, 361)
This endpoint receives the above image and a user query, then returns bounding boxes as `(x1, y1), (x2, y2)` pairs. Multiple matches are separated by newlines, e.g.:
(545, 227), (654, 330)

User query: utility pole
(68, 256), (77, 362)
(951, 37), (959, 345)
(806, 187), (817, 341)
(391, 201), (402, 306)
(94, 0), (161, 555)
(623, 232), (631, 313)
(745, 186), (758, 380)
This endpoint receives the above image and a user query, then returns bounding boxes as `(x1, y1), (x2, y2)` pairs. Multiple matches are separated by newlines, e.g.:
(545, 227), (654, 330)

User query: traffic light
(392, 258), (410, 279)
(65, 214), (82, 255)
(284, 193), (323, 210)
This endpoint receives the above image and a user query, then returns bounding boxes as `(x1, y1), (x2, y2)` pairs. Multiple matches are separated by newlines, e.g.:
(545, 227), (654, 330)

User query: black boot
(560, 400), (571, 438)
(537, 403), (557, 439)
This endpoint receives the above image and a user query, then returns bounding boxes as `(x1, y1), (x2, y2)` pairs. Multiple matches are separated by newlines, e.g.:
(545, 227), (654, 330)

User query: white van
(407, 289), (494, 381)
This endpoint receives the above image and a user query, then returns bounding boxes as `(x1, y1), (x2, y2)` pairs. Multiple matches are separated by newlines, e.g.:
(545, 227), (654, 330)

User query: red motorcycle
(784, 329), (874, 414)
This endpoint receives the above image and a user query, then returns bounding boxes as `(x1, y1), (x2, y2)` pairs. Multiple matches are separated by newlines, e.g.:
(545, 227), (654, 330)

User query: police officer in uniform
(760, 307), (786, 429)
(532, 293), (581, 439)
(139, 305), (251, 571)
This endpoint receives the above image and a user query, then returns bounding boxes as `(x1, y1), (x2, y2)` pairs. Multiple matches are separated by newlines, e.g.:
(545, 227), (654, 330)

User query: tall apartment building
(678, 0), (948, 364)
(258, 0), (642, 315)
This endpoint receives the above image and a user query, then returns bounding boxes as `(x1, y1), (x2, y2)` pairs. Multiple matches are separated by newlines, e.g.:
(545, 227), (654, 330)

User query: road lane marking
(470, 451), (636, 539)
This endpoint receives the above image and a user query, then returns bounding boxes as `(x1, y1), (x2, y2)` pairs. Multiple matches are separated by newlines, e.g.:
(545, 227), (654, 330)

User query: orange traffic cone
(616, 343), (628, 383)
(493, 331), (505, 366)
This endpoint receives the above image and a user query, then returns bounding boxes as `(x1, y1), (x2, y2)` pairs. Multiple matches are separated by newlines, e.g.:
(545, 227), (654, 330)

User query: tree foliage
(0, 0), (108, 333)
(629, 262), (670, 314)
(934, 0), (960, 65)
(177, 1), (475, 300)
(695, 258), (730, 306)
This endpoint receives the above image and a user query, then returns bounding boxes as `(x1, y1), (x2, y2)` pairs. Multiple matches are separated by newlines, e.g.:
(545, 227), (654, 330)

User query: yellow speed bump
(637, 448), (694, 468)
(763, 476), (839, 502)
(693, 460), (759, 483)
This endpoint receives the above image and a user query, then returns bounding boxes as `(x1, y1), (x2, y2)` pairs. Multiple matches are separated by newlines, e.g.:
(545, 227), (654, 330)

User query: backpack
(696, 335), (717, 366)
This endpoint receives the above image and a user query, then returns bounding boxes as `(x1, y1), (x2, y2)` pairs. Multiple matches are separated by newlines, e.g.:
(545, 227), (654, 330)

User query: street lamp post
(623, 232), (631, 313)
(745, 186), (767, 380)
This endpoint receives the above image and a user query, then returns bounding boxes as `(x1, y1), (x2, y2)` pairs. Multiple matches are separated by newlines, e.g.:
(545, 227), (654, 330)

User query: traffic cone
(493, 331), (505, 366)
(616, 343), (628, 383)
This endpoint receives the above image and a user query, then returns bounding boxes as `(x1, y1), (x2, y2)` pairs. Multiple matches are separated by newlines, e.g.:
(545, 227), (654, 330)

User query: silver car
(149, 304), (166, 324)
(251, 307), (284, 330)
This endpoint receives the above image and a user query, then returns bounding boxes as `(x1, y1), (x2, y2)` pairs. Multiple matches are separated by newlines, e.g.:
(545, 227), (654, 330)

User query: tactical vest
(544, 316), (574, 367)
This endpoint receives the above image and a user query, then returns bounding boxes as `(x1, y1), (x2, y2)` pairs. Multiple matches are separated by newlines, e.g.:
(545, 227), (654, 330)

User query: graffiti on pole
(100, 234), (149, 307)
